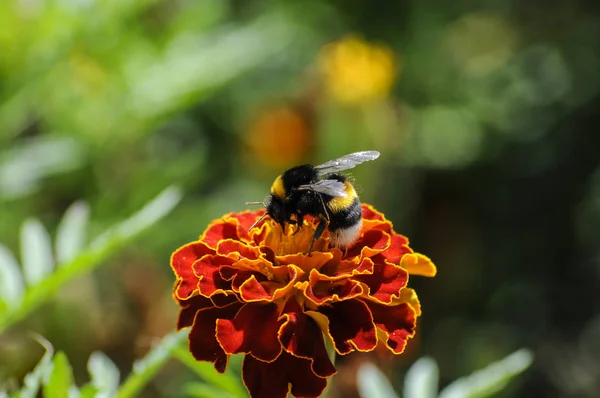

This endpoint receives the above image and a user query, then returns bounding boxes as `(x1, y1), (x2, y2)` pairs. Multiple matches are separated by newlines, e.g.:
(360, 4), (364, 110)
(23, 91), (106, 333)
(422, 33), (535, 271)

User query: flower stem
(322, 334), (337, 398)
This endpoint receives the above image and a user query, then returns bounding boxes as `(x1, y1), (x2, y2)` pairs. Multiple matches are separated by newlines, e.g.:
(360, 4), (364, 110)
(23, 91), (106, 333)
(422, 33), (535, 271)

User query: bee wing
(297, 179), (348, 198)
(314, 150), (380, 175)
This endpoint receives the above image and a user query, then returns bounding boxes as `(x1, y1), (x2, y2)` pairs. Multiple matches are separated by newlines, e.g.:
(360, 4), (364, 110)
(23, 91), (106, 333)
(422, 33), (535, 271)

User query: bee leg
(293, 214), (304, 235)
(318, 194), (330, 221)
(307, 218), (327, 256)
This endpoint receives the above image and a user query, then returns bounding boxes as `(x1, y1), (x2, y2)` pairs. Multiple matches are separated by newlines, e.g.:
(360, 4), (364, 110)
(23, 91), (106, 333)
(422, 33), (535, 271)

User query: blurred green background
(1, 0), (600, 396)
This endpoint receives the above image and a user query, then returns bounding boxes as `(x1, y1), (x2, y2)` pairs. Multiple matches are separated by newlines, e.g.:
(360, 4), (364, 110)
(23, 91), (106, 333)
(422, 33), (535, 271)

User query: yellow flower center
(263, 220), (329, 257)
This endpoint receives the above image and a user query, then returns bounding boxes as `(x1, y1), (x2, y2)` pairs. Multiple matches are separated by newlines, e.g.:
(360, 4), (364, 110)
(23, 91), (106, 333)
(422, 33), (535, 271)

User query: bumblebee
(248, 151), (380, 254)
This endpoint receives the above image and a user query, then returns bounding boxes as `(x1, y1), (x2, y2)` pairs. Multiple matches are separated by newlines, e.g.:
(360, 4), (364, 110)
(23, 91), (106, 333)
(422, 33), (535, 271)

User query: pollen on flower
(262, 265), (275, 280)
(171, 204), (436, 398)
(265, 221), (329, 257)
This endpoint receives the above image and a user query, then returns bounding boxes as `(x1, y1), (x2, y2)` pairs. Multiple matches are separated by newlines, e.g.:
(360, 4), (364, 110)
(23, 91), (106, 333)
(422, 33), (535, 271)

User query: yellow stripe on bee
(327, 181), (357, 212)
(270, 175), (286, 199)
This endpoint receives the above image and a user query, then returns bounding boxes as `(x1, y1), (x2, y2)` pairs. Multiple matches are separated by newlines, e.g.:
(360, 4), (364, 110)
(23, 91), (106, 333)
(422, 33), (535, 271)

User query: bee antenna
(248, 212), (269, 231)
(246, 201), (266, 207)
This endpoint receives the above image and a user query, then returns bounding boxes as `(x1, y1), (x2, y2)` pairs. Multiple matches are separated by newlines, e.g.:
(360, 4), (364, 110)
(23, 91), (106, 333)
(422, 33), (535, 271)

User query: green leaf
(117, 329), (189, 398)
(126, 12), (299, 122)
(0, 186), (182, 333)
(20, 219), (54, 286)
(356, 363), (399, 398)
(438, 348), (534, 398)
(403, 357), (439, 398)
(173, 347), (247, 398)
(17, 335), (54, 398)
(55, 201), (90, 265)
(88, 352), (120, 398)
(43, 352), (75, 398)
(91, 186), (183, 249)
(0, 137), (85, 199)
(183, 382), (239, 398)
(0, 244), (24, 307)
(78, 384), (98, 398)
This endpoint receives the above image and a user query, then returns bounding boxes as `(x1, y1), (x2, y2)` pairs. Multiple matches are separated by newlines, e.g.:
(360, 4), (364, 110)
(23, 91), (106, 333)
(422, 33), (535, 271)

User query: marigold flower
(171, 204), (435, 398)
(319, 36), (398, 105)
(246, 105), (312, 169)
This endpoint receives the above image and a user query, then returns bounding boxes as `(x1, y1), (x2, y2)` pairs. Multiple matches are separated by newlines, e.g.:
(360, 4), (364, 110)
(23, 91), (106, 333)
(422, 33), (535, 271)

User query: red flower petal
(219, 266), (256, 287)
(278, 299), (336, 378)
(216, 302), (283, 362)
(302, 270), (364, 305)
(345, 229), (390, 258)
(361, 204), (385, 222)
(216, 239), (261, 260)
(380, 234), (412, 264)
(210, 292), (240, 308)
(368, 301), (416, 354)
(252, 225), (270, 246)
(243, 352), (327, 398)
(225, 257), (290, 282)
(277, 251), (334, 272)
(171, 242), (212, 299)
(361, 204), (393, 233)
(319, 256), (374, 279)
(354, 258), (409, 304)
(319, 300), (377, 354)
(202, 218), (240, 248)
(219, 258), (292, 298)
(189, 302), (242, 373)
(239, 277), (281, 301)
(238, 265), (301, 302)
(192, 254), (235, 297)
(231, 210), (266, 240)
(177, 295), (213, 330)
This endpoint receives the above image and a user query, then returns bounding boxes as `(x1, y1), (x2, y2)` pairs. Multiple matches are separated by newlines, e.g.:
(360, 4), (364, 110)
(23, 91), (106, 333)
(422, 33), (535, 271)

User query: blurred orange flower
(171, 204), (435, 398)
(246, 105), (312, 169)
(319, 36), (398, 105)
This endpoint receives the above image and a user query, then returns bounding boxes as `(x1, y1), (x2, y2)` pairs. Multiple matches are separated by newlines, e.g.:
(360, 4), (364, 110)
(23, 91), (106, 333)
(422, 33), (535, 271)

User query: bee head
(246, 195), (289, 231)
(264, 195), (290, 227)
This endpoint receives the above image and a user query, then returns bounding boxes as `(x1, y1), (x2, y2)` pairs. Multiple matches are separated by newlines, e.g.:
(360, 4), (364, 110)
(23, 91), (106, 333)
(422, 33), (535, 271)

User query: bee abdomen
(328, 197), (362, 248)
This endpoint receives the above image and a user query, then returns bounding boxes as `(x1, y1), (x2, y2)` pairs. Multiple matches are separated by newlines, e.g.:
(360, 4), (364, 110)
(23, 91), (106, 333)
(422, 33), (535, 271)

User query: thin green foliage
(0, 186), (182, 333)
(6, 331), (193, 398)
(403, 357), (439, 398)
(356, 349), (533, 398)
(88, 352), (120, 398)
(0, 244), (24, 307)
(43, 352), (75, 398)
(20, 219), (54, 286)
(357, 363), (399, 398)
(117, 330), (189, 398)
(173, 346), (247, 398)
(55, 201), (90, 265)
(183, 382), (240, 398)
(15, 335), (53, 398)
(438, 349), (534, 398)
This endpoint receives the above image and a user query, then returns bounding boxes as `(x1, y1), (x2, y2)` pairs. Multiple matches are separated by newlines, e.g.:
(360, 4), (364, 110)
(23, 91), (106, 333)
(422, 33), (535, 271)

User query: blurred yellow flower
(319, 36), (398, 105)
